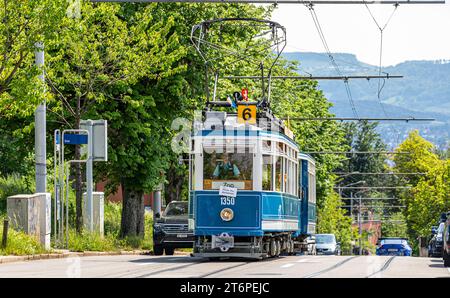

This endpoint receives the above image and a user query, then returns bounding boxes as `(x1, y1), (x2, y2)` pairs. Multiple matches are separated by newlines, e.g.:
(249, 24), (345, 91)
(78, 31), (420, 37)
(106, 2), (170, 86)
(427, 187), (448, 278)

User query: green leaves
(393, 130), (449, 240)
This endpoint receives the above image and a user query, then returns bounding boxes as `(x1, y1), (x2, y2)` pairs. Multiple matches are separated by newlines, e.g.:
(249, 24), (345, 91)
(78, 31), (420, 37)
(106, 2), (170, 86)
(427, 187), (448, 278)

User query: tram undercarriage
(193, 234), (298, 260)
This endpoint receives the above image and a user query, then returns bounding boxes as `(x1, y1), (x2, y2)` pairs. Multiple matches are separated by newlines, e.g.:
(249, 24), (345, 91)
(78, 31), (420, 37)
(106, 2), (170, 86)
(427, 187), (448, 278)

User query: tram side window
(275, 156), (281, 192)
(308, 172), (316, 203)
(262, 155), (273, 191)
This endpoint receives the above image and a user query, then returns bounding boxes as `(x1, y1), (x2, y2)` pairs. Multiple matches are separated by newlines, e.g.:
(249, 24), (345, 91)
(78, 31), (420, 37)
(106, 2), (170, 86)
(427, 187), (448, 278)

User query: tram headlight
(220, 208), (234, 222)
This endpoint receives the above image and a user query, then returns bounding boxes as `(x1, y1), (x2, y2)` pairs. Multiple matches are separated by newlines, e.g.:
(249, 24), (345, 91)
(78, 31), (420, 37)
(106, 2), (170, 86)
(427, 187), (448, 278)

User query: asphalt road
(0, 254), (449, 278)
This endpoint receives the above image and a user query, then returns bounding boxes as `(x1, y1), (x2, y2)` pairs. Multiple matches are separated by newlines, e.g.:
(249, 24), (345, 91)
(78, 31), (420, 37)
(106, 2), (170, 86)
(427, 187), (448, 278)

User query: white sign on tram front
(218, 185), (238, 197)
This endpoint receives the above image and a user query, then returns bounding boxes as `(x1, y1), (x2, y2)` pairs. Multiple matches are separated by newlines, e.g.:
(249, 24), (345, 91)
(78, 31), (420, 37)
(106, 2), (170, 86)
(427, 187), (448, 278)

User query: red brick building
(95, 180), (154, 207)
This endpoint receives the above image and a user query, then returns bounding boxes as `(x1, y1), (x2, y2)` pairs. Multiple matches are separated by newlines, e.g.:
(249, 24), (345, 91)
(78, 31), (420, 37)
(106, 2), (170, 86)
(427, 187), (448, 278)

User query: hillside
(282, 52), (450, 149)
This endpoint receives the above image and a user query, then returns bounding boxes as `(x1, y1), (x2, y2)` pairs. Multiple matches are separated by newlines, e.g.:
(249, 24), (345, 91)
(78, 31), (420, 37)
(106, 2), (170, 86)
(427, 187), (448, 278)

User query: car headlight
(437, 237), (442, 242)
(153, 223), (163, 231)
(220, 208), (234, 222)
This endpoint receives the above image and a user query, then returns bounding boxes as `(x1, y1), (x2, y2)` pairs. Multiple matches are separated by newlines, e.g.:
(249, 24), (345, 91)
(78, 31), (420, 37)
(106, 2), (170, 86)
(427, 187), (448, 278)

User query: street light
(337, 180), (366, 198)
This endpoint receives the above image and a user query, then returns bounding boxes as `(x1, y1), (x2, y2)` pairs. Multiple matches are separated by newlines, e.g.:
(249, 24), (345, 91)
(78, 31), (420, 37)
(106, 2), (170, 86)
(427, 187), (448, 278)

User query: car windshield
(315, 234), (335, 244)
(163, 202), (188, 217)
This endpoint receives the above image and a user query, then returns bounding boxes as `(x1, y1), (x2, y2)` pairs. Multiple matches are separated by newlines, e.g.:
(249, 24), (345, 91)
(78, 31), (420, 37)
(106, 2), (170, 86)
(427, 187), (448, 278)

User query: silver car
(315, 234), (341, 255)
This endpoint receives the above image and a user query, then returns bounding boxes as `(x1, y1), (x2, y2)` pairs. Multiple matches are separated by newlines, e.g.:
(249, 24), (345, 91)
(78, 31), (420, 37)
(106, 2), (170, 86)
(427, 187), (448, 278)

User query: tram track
(365, 256), (395, 278)
(195, 262), (252, 278)
(133, 259), (210, 278)
(302, 256), (358, 278)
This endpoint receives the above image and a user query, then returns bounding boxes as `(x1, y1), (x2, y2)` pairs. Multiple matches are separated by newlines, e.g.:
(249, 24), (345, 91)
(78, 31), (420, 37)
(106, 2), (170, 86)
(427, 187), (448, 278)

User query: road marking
(447, 268), (450, 274)
(281, 263), (295, 268)
(296, 259), (310, 263)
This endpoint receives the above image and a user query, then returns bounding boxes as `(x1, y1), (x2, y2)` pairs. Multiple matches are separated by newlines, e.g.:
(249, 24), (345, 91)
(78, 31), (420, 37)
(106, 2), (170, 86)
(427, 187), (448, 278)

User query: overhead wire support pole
(92, 0), (446, 3)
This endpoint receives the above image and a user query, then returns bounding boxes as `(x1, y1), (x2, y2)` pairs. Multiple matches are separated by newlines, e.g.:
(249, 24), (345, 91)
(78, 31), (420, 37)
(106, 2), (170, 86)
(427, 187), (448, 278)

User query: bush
(0, 217), (47, 256)
(68, 229), (118, 252)
(104, 201), (122, 237)
(0, 173), (34, 214)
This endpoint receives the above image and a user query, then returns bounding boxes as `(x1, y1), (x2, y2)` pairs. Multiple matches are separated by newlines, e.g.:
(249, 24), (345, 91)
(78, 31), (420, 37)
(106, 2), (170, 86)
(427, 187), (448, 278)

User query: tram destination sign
(219, 185), (238, 198)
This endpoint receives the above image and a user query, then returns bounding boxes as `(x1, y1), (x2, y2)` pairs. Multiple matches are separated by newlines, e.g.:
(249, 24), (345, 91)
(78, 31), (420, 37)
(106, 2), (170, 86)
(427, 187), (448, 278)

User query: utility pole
(35, 42), (46, 193)
(359, 196), (362, 256)
(86, 120), (94, 232)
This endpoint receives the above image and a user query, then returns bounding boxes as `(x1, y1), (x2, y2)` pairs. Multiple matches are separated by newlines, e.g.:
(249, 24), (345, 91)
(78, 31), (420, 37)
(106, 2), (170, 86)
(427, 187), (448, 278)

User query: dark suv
(443, 212), (450, 267)
(428, 223), (444, 257)
(153, 201), (194, 256)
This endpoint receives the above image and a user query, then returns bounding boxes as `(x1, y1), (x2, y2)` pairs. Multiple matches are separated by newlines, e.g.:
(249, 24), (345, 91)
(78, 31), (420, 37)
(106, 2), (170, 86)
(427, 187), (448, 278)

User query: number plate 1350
(221, 197), (235, 206)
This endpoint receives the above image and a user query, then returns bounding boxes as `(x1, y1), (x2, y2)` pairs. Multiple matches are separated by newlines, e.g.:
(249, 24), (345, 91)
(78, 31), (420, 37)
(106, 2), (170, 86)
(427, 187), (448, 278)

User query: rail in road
(0, 254), (448, 278)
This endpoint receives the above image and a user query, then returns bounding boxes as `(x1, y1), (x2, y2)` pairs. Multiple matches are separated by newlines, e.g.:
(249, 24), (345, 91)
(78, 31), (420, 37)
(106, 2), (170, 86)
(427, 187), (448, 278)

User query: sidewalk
(0, 249), (191, 264)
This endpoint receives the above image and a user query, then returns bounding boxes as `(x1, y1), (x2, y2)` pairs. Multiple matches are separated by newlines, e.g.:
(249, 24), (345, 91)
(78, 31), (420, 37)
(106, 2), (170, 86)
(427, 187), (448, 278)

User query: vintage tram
(188, 100), (316, 259)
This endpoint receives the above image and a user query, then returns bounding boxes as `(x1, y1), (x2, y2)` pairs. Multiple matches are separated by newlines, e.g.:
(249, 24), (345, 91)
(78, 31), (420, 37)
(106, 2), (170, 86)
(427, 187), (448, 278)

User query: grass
(67, 202), (154, 252)
(0, 200), (156, 255)
(0, 216), (47, 256)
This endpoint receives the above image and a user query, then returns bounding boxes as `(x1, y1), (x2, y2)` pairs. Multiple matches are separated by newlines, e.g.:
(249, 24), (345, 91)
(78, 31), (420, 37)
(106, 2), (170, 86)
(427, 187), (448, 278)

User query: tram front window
(203, 150), (253, 190)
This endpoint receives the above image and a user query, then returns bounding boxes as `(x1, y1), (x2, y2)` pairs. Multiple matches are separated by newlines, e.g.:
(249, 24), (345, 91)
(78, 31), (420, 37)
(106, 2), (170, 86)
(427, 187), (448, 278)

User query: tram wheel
(275, 240), (281, 256)
(269, 239), (277, 257)
(289, 240), (294, 254)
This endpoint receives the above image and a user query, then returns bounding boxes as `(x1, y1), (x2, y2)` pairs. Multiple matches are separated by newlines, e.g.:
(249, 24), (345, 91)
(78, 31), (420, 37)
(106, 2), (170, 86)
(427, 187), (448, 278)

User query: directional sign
(237, 105), (256, 124)
(63, 134), (88, 145)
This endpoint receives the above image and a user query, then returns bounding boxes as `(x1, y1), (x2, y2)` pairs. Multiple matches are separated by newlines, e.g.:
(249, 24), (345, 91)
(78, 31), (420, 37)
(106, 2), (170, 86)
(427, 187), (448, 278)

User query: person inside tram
(212, 153), (240, 179)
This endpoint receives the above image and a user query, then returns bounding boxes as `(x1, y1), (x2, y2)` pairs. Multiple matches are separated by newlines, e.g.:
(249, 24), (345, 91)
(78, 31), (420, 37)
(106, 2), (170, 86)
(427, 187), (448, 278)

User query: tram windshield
(203, 149), (253, 190)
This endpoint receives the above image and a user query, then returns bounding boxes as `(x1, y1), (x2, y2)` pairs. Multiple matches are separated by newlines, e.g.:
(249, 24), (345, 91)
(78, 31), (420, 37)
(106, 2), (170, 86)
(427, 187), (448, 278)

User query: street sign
(62, 134), (88, 145)
(81, 120), (108, 161)
(237, 105), (256, 124)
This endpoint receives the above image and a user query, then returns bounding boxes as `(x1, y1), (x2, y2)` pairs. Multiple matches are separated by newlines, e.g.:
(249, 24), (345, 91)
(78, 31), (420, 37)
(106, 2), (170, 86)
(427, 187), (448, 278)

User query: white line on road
(137, 262), (157, 266)
(296, 259), (310, 263)
(281, 263), (295, 268)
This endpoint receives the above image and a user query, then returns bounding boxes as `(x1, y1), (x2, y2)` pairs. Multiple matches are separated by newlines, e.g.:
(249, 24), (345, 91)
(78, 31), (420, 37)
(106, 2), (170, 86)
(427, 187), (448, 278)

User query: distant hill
(283, 52), (450, 149)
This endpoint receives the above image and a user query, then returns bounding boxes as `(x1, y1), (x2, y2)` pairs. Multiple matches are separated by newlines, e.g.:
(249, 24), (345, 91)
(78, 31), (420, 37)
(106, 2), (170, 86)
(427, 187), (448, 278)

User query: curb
(0, 250), (151, 264)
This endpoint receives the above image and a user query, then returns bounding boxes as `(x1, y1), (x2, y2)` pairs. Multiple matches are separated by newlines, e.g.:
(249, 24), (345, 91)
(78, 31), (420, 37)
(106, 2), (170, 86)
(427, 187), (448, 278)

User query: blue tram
(188, 103), (316, 259)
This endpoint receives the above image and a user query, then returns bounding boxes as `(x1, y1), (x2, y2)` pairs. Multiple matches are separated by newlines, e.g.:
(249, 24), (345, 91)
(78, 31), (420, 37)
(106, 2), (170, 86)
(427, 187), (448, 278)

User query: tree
(393, 130), (448, 244)
(381, 212), (408, 238)
(317, 191), (353, 253)
(0, 0), (64, 118)
(46, 2), (186, 232)
(335, 120), (388, 198)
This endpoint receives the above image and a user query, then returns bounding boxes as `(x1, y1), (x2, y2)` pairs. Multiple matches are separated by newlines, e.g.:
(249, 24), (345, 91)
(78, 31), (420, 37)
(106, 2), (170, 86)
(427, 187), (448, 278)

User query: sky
(266, 2), (450, 66)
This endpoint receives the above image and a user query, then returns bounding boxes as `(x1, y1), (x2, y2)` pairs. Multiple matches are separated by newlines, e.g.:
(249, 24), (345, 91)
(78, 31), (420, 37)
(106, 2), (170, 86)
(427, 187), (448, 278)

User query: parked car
(315, 234), (341, 255)
(376, 238), (412, 256)
(428, 223), (444, 257)
(443, 212), (450, 267)
(153, 201), (194, 256)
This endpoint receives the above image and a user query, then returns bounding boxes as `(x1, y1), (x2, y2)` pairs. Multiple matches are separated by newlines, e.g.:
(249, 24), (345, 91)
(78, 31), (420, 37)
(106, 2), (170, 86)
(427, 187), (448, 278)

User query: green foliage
(104, 201), (122, 237)
(0, 0), (66, 118)
(68, 229), (118, 252)
(407, 159), (449, 237)
(381, 212), (408, 238)
(393, 130), (449, 242)
(0, 217), (47, 255)
(394, 130), (440, 185)
(317, 191), (353, 253)
(0, 173), (34, 214)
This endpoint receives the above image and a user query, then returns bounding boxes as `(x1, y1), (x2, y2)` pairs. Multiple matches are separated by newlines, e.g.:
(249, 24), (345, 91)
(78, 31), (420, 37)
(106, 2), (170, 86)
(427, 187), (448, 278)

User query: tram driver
(212, 153), (241, 179)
